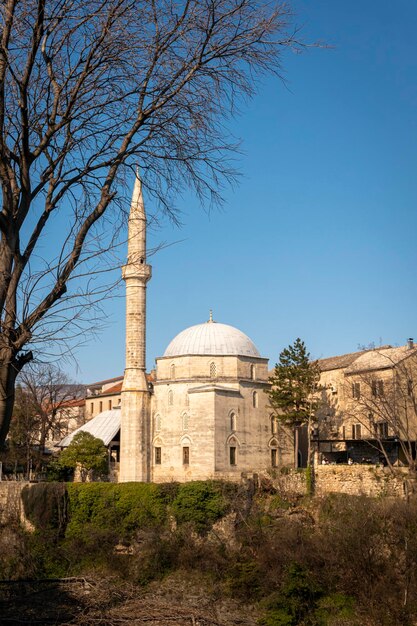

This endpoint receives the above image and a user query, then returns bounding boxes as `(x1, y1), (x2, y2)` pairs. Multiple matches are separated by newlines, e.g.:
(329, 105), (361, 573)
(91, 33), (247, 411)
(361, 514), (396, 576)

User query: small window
(352, 423), (361, 439)
(108, 399), (112, 410)
(271, 416), (278, 435)
(182, 413), (189, 430)
(90, 402), (94, 415)
(252, 391), (258, 408)
(271, 449), (277, 468)
(352, 382), (360, 400)
(230, 412), (237, 432)
(371, 379), (384, 397)
(170, 363), (176, 379)
(183, 446), (190, 465)
(251, 364), (256, 380)
(185, 393), (189, 406)
(155, 414), (161, 432)
(210, 362), (217, 378)
(376, 422), (388, 438)
(99, 401), (103, 412)
(229, 446), (236, 466)
(168, 390), (173, 406)
(155, 447), (161, 465)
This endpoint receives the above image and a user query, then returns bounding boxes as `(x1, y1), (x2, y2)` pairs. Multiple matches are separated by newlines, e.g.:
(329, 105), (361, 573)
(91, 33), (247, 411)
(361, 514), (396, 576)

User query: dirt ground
(0, 571), (259, 625)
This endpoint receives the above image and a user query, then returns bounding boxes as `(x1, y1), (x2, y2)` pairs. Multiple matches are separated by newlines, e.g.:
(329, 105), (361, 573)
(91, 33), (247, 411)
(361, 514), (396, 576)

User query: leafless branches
(0, 0), (303, 444)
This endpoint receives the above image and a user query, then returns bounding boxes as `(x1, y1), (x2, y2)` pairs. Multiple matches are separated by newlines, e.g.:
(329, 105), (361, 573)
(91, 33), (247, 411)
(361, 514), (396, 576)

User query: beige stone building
(316, 341), (417, 466)
(63, 173), (276, 482)
(151, 317), (272, 482)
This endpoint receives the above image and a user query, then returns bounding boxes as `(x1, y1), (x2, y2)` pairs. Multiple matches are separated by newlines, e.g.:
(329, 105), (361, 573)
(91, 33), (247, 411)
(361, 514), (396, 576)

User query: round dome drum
(163, 321), (260, 358)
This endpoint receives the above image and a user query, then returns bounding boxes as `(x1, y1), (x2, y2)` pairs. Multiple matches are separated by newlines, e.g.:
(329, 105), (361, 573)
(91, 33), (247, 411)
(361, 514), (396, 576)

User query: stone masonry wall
(266, 465), (410, 498)
(314, 465), (408, 497)
(0, 482), (26, 524)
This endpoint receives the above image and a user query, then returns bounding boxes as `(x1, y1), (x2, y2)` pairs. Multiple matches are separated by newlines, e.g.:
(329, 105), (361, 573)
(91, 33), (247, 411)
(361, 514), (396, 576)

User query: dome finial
(209, 309), (213, 323)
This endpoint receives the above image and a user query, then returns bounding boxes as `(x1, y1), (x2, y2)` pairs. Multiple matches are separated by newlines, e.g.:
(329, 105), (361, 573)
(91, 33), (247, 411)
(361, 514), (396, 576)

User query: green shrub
(259, 564), (322, 626)
(171, 481), (231, 534)
(66, 482), (168, 539)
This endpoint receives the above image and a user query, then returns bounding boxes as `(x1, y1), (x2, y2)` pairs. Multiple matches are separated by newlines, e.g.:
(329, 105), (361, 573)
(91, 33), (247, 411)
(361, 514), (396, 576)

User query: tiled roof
(59, 398), (85, 408)
(87, 375), (123, 387)
(317, 350), (370, 372)
(345, 345), (417, 374)
(102, 382), (123, 394)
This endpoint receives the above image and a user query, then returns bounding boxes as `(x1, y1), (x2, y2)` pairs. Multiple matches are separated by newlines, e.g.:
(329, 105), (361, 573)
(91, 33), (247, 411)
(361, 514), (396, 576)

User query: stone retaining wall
(266, 465), (412, 498)
(0, 467), (414, 528)
(314, 465), (408, 497)
(0, 481), (26, 524)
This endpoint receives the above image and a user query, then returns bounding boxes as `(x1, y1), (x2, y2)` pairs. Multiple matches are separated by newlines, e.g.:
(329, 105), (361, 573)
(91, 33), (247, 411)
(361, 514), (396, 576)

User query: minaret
(119, 172), (152, 482)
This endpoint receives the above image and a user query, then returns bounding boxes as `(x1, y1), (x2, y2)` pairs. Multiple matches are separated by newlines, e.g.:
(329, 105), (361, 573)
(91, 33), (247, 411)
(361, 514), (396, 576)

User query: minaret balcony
(122, 263), (152, 281)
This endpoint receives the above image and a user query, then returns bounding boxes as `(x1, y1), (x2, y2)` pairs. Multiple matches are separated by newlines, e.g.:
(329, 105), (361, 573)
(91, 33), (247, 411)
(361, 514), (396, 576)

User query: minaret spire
(119, 169), (152, 482)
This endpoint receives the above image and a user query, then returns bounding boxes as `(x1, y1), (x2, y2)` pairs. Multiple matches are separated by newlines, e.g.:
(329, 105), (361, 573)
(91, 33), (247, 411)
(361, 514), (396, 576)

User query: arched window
(182, 413), (189, 431)
(170, 363), (176, 379)
(185, 392), (189, 407)
(168, 390), (173, 406)
(269, 438), (278, 468)
(252, 391), (258, 408)
(228, 436), (238, 466)
(271, 416), (278, 435)
(251, 364), (256, 380)
(230, 412), (237, 432)
(155, 414), (161, 432)
(210, 362), (217, 378)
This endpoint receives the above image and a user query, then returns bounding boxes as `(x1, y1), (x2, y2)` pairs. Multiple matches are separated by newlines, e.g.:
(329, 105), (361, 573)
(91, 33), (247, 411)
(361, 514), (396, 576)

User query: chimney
(407, 338), (414, 350)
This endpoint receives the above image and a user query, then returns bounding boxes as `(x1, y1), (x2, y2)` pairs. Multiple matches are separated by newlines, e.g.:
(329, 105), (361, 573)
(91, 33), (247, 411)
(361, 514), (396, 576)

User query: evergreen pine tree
(268, 338), (320, 426)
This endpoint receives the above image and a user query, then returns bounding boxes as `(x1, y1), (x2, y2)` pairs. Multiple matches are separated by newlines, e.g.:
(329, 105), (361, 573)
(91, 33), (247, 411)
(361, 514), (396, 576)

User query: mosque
(119, 173), (275, 482)
(62, 173), (278, 482)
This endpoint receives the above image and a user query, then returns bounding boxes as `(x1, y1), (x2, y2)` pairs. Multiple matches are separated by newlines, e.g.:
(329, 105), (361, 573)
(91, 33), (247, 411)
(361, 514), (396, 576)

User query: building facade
(316, 342), (417, 466)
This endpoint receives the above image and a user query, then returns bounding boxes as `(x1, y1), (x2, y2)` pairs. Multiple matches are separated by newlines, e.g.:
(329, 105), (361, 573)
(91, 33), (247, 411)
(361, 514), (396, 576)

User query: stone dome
(163, 320), (260, 358)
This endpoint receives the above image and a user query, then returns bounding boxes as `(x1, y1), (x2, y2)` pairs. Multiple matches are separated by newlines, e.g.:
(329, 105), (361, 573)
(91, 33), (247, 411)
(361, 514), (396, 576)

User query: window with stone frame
(170, 363), (176, 379)
(182, 413), (189, 430)
(252, 391), (258, 408)
(271, 448), (277, 467)
(210, 362), (217, 378)
(99, 400), (103, 412)
(352, 423), (361, 439)
(155, 414), (162, 432)
(352, 382), (360, 400)
(229, 446), (236, 466)
(168, 390), (173, 406)
(251, 364), (256, 380)
(230, 412), (237, 432)
(183, 446), (190, 465)
(155, 447), (162, 464)
(375, 421), (388, 438)
(108, 399), (112, 410)
(371, 379), (384, 397)
(90, 402), (94, 415)
(271, 416), (278, 435)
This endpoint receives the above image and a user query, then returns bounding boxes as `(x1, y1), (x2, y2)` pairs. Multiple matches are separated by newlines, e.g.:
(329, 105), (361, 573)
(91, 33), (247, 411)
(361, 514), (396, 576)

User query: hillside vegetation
(1, 480), (417, 625)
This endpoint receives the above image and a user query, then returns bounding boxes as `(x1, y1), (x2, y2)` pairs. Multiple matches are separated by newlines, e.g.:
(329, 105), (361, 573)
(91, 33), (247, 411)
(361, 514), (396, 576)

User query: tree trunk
(0, 350), (32, 447)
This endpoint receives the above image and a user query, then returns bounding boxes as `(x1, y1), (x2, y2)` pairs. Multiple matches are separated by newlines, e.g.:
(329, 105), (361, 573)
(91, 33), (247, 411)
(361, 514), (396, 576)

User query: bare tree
(0, 0), (305, 445)
(8, 362), (83, 474)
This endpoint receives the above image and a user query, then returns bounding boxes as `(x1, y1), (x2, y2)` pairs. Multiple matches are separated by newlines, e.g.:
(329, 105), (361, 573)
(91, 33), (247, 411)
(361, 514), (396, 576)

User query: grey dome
(164, 321), (260, 358)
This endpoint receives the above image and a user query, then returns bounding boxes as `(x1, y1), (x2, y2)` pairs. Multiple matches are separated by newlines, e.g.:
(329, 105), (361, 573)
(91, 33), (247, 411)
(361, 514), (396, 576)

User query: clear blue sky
(69, 0), (417, 383)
